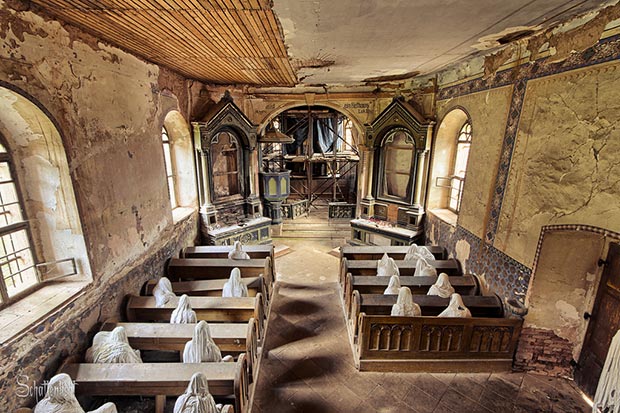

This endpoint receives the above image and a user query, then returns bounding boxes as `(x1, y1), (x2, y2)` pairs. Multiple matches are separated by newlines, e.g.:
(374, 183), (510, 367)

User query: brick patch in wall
(514, 326), (574, 378)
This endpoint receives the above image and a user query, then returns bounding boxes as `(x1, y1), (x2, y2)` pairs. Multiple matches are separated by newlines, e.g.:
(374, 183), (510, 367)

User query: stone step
(272, 232), (349, 240)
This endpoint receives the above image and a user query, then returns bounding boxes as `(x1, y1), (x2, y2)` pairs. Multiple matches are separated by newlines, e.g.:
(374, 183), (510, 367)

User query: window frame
(448, 122), (472, 213)
(161, 127), (178, 209)
(375, 128), (417, 205)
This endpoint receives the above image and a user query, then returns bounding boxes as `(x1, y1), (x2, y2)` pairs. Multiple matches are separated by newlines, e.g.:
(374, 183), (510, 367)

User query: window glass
(161, 127), (177, 209)
(449, 122), (472, 212)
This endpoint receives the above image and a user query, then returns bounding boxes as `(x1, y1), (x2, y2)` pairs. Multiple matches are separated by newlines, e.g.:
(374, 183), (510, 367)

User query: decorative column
(413, 149), (428, 209)
(246, 148), (262, 218)
(359, 146), (375, 218)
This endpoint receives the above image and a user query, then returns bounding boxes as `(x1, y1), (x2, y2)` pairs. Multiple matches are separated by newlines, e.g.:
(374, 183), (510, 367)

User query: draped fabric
(414, 257), (437, 277)
(404, 244), (435, 262)
(171, 295), (198, 324)
(383, 274), (401, 295)
(427, 273), (455, 298)
(183, 320), (223, 363)
(391, 287), (421, 317)
(153, 277), (176, 307)
(222, 268), (248, 298)
(377, 253), (400, 277)
(283, 117), (343, 155)
(228, 241), (250, 260)
(594, 329), (620, 413)
(85, 326), (142, 364)
(173, 372), (219, 413)
(34, 373), (118, 413)
(438, 293), (472, 318)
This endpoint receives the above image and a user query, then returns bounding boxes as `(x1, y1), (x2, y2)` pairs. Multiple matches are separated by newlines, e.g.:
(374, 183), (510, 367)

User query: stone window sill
(172, 206), (197, 224)
(0, 280), (89, 345)
(429, 208), (458, 227)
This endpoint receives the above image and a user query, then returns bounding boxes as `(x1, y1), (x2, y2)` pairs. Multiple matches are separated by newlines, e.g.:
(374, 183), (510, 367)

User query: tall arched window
(449, 122), (472, 212)
(161, 127), (177, 209)
(0, 143), (37, 303)
(378, 129), (416, 203)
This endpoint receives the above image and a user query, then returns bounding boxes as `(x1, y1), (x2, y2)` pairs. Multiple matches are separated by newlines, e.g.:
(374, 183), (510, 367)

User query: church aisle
(251, 238), (592, 413)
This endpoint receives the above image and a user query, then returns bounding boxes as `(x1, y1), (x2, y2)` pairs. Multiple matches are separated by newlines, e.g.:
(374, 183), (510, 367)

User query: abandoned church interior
(2, 0), (620, 412)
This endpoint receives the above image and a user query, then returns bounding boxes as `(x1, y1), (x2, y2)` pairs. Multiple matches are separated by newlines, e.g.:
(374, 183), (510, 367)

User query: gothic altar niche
(193, 91), (271, 245)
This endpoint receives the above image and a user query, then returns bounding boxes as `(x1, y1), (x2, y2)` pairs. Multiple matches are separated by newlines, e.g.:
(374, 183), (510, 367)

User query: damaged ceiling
(28, 0), (617, 87)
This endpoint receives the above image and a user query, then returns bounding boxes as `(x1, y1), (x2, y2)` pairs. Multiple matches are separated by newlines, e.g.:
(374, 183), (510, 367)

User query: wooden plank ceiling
(30, 0), (298, 86)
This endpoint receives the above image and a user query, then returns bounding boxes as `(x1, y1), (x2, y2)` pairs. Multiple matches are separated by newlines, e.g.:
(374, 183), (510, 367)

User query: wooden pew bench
(340, 258), (462, 285)
(101, 319), (260, 382)
(126, 294), (265, 339)
(353, 313), (523, 373)
(340, 245), (447, 261)
(143, 276), (265, 298)
(59, 354), (250, 413)
(181, 244), (274, 261)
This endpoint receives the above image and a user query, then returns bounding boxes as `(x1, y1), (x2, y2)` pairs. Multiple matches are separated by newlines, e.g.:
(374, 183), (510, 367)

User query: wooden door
(575, 242), (620, 396)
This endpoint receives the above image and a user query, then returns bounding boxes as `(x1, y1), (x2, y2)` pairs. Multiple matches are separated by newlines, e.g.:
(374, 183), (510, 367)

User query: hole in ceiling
(497, 29), (536, 45)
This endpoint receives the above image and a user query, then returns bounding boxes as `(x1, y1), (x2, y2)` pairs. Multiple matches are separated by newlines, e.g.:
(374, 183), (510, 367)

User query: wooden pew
(340, 258), (462, 285)
(126, 294), (265, 339)
(101, 318), (260, 382)
(181, 244), (274, 261)
(340, 245), (447, 261)
(143, 276), (265, 298)
(59, 354), (250, 413)
(167, 257), (274, 299)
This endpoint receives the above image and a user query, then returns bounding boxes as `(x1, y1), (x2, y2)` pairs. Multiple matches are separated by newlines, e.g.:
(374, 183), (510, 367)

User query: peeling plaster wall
(0, 3), (200, 407)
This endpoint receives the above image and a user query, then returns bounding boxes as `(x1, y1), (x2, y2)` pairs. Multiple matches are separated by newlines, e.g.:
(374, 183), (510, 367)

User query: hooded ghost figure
(183, 320), (223, 363)
(153, 277), (176, 307)
(403, 244), (418, 261)
(427, 273), (455, 298)
(228, 241), (250, 260)
(414, 257), (437, 277)
(438, 293), (472, 318)
(222, 268), (248, 298)
(383, 274), (401, 295)
(377, 253), (400, 277)
(390, 287), (421, 317)
(171, 295), (198, 324)
(594, 329), (620, 413)
(404, 244), (435, 262)
(34, 373), (119, 413)
(85, 326), (142, 364)
(173, 372), (219, 413)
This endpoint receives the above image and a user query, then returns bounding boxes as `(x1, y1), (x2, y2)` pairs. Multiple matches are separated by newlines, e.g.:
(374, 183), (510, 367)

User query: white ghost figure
(222, 268), (248, 298)
(390, 287), (421, 317)
(228, 241), (250, 260)
(427, 273), (455, 298)
(383, 274), (401, 295)
(594, 329), (620, 413)
(153, 277), (176, 307)
(34, 373), (118, 413)
(404, 244), (435, 262)
(377, 253), (400, 277)
(438, 293), (472, 318)
(414, 257), (437, 277)
(171, 294), (198, 324)
(183, 320), (224, 363)
(85, 326), (142, 364)
(403, 244), (418, 261)
(173, 372), (220, 413)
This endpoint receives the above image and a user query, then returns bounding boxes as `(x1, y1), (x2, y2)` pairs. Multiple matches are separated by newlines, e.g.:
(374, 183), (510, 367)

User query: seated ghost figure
(404, 244), (435, 262)
(383, 274), (401, 295)
(403, 244), (418, 261)
(594, 330), (620, 413)
(183, 320), (232, 363)
(34, 373), (118, 413)
(85, 326), (142, 364)
(376, 253), (400, 277)
(171, 294), (197, 324)
(390, 287), (421, 317)
(413, 257), (437, 277)
(222, 268), (248, 298)
(153, 277), (176, 307)
(228, 240), (250, 260)
(438, 293), (472, 318)
(427, 273), (455, 298)
(173, 372), (220, 413)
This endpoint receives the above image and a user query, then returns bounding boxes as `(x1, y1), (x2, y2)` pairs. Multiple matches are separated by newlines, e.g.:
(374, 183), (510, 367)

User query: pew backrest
(340, 245), (448, 261)
(340, 258), (462, 283)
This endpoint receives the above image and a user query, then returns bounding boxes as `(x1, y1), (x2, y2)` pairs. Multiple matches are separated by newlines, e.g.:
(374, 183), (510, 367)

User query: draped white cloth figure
(594, 329), (620, 413)
(183, 320), (223, 363)
(391, 287), (421, 317)
(383, 274), (401, 295)
(85, 326), (142, 364)
(438, 293), (472, 318)
(228, 241), (250, 260)
(414, 257), (437, 277)
(171, 294), (198, 324)
(427, 273), (455, 298)
(173, 372), (220, 413)
(34, 373), (118, 413)
(404, 244), (436, 262)
(222, 268), (248, 298)
(377, 253), (400, 277)
(153, 277), (176, 307)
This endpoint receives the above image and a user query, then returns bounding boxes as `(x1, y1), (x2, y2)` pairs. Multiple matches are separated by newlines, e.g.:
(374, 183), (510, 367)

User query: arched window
(378, 129), (416, 203)
(449, 122), (472, 212)
(161, 127), (177, 209)
(0, 143), (37, 303)
(211, 130), (242, 202)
